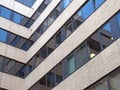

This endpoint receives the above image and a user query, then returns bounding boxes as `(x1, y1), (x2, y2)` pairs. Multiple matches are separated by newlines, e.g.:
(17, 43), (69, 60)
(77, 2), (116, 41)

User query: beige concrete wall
(25, 0), (120, 89)
(0, 42), (26, 63)
(0, 17), (31, 38)
(0, 72), (25, 90)
(52, 37), (120, 90)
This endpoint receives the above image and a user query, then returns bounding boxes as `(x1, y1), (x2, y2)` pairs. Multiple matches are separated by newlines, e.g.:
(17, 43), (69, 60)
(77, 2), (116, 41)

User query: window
(87, 31), (101, 59)
(109, 68), (120, 90)
(16, 0), (36, 7)
(75, 44), (89, 68)
(117, 13), (120, 29)
(63, 0), (72, 8)
(13, 12), (29, 25)
(88, 79), (109, 90)
(95, 0), (105, 9)
(81, 0), (94, 19)
(21, 41), (33, 51)
(0, 6), (12, 19)
(67, 56), (76, 75)
(0, 29), (7, 42)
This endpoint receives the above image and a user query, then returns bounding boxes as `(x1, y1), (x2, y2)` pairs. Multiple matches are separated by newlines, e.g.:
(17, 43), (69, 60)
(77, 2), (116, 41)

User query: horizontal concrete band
(52, 37), (120, 90)
(0, 42), (26, 63)
(0, 72), (25, 90)
(0, 0), (44, 17)
(25, 0), (120, 89)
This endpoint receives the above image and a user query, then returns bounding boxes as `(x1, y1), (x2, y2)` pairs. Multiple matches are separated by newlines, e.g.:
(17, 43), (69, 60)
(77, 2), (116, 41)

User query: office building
(0, 0), (119, 90)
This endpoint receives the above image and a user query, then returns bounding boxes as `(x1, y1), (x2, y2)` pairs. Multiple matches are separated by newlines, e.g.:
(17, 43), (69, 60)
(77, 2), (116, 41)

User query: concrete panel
(52, 38), (120, 90)
(0, 42), (7, 58)
(14, 2), (32, 17)
(5, 45), (27, 63)
(10, 22), (31, 39)
(0, 72), (25, 90)
(0, 0), (14, 11)
(0, 17), (11, 32)
(100, 39), (120, 76)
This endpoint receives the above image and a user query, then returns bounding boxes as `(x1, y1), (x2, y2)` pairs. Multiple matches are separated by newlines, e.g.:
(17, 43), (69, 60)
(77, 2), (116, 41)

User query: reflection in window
(79, 0), (105, 19)
(95, 0), (105, 9)
(103, 23), (111, 32)
(0, 6), (11, 19)
(81, 0), (94, 19)
(0, 29), (7, 42)
(63, 0), (72, 8)
(16, 0), (36, 7)
(13, 13), (23, 24)
(13, 13), (29, 25)
(117, 14), (120, 28)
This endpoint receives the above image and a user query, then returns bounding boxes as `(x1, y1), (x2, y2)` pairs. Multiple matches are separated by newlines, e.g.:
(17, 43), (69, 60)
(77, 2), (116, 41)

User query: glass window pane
(75, 44), (88, 68)
(21, 41), (33, 51)
(63, 0), (72, 8)
(81, 0), (94, 19)
(117, 13), (120, 28)
(24, 0), (34, 7)
(95, 0), (105, 9)
(87, 31), (101, 59)
(13, 13), (22, 24)
(11, 36), (20, 46)
(0, 29), (7, 42)
(67, 56), (75, 75)
(110, 69), (120, 90)
(103, 23), (111, 32)
(0, 7), (11, 19)
(94, 80), (108, 90)
(86, 79), (109, 90)
(16, 0), (36, 7)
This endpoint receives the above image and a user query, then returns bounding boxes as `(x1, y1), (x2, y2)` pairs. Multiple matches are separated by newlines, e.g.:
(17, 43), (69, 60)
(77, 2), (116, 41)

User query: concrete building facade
(0, 0), (119, 90)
